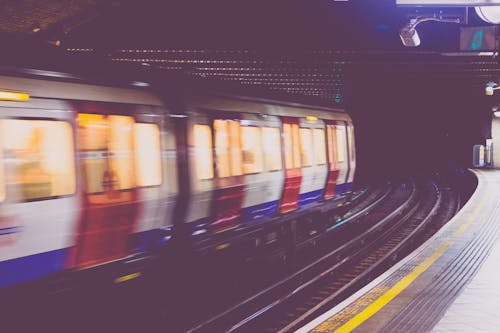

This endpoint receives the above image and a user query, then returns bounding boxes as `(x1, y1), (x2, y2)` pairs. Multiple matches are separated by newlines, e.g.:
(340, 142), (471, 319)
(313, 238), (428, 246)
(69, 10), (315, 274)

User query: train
(0, 69), (356, 298)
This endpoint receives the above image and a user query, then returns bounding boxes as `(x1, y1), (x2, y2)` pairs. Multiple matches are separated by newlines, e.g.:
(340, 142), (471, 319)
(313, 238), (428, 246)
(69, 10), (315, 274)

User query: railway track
(186, 176), (463, 333)
(186, 181), (417, 333)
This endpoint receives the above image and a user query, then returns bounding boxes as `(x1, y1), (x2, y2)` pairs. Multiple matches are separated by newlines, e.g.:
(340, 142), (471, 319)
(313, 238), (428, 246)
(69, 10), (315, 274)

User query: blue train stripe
(0, 248), (68, 288)
(241, 200), (279, 223)
(130, 228), (173, 252)
(298, 189), (324, 207)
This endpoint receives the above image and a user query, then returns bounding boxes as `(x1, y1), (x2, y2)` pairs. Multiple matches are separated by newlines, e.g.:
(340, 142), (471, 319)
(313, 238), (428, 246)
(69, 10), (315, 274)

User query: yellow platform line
(332, 175), (485, 333)
(333, 242), (450, 333)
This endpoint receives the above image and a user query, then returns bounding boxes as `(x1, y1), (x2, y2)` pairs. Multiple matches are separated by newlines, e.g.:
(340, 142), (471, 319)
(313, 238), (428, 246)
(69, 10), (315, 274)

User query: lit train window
(134, 123), (162, 186)
(1, 119), (75, 200)
(262, 127), (282, 171)
(78, 114), (135, 193)
(283, 123), (301, 169)
(214, 120), (243, 178)
(108, 116), (135, 190)
(299, 128), (313, 167)
(336, 125), (347, 162)
(193, 124), (214, 180)
(326, 125), (338, 170)
(0, 121), (5, 202)
(313, 128), (327, 165)
(241, 126), (263, 174)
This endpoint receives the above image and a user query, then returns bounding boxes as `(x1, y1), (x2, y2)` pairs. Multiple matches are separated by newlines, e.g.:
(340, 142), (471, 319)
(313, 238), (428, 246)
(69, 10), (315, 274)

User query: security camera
(486, 82), (498, 96)
(486, 86), (495, 96)
(399, 26), (420, 47)
(399, 16), (461, 48)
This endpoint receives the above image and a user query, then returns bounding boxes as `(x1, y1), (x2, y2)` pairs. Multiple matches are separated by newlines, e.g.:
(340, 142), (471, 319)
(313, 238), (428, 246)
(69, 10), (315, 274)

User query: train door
(346, 122), (356, 192)
(334, 121), (349, 195)
(185, 114), (214, 233)
(297, 117), (328, 206)
(131, 108), (174, 252)
(239, 114), (284, 222)
(74, 110), (139, 268)
(210, 118), (246, 232)
(324, 121), (340, 199)
(0, 111), (78, 287)
(279, 117), (302, 213)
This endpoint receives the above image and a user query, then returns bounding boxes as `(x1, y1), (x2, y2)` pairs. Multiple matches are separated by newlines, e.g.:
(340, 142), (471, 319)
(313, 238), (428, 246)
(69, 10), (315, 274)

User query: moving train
(0, 70), (356, 294)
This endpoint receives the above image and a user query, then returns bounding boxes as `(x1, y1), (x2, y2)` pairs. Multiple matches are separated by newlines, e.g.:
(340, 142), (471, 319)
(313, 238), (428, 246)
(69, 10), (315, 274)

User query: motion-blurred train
(0, 69), (355, 293)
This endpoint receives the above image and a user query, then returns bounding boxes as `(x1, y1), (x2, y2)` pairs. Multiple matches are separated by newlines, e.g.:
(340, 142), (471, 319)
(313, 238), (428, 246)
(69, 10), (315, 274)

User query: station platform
(297, 169), (500, 333)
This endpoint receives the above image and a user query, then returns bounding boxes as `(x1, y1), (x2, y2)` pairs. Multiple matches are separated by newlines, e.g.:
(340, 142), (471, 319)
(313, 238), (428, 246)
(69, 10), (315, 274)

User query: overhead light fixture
(475, 6), (500, 24)
(399, 16), (461, 47)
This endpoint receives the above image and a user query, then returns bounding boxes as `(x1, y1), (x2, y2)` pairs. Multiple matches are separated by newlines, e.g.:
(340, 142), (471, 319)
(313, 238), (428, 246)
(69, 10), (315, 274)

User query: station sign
(460, 26), (497, 51)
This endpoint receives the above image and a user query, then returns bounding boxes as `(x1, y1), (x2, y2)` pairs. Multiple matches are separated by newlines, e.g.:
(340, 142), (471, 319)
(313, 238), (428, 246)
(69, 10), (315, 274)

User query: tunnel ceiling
(0, 0), (499, 105)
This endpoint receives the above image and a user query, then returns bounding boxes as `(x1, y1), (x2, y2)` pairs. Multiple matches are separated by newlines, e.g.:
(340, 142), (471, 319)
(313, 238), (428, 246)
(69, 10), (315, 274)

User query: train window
(214, 120), (243, 178)
(299, 128), (313, 167)
(1, 119), (75, 200)
(262, 127), (282, 171)
(336, 125), (347, 162)
(193, 124), (214, 180)
(313, 128), (327, 165)
(108, 116), (135, 190)
(78, 114), (135, 193)
(326, 125), (338, 170)
(134, 123), (162, 186)
(241, 126), (263, 174)
(283, 123), (301, 169)
(0, 121), (4, 202)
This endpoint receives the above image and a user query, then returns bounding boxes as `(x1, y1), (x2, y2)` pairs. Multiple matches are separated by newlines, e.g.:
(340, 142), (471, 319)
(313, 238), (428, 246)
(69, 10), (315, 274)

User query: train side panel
(0, 99), (79, 287)
(297, 118), (328, 207)
(346, 122), (356, 192)
(184, 111), (214, 232)
(239, 114), (284, 223)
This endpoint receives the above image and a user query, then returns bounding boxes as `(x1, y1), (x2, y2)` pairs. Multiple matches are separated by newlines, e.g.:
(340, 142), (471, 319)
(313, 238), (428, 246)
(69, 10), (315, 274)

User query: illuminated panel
(241, 126), (263, 174)
(397, 0), (500, 5)
(262, 127), (282, 171)
(78, 114), (107, 193)
(460, 26), (497, 51)
(283, 123), (301, 169)
(134, 123), (162, 186)
(336, 125), (347, 162)
(327, 125), (338, 170)
(214, 120), (243, 177)
(108, 116), (135, 190)
(78, 114), (135, 193)
(299, 128), (313, 167)
(2, 119), (75, 200)
(313, 128), (327, 165)
(193, 124), (214, 180)
(0, 121), (4, 202)
(0, 91), (29, 102)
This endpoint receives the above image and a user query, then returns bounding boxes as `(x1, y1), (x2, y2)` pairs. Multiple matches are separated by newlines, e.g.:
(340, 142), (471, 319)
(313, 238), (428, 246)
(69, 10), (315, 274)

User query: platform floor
(297, 169), (500, 333)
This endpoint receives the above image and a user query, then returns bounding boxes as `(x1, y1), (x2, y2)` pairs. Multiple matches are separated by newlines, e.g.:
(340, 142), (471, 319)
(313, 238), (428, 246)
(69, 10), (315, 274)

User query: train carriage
(0, 72), (356, 295)
(0, 74), (178, 288)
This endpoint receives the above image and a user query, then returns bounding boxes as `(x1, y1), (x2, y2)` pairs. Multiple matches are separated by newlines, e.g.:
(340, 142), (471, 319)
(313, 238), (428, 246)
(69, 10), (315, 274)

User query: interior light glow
(306, 115), (318, 121)
(0, 91), (30, 101)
